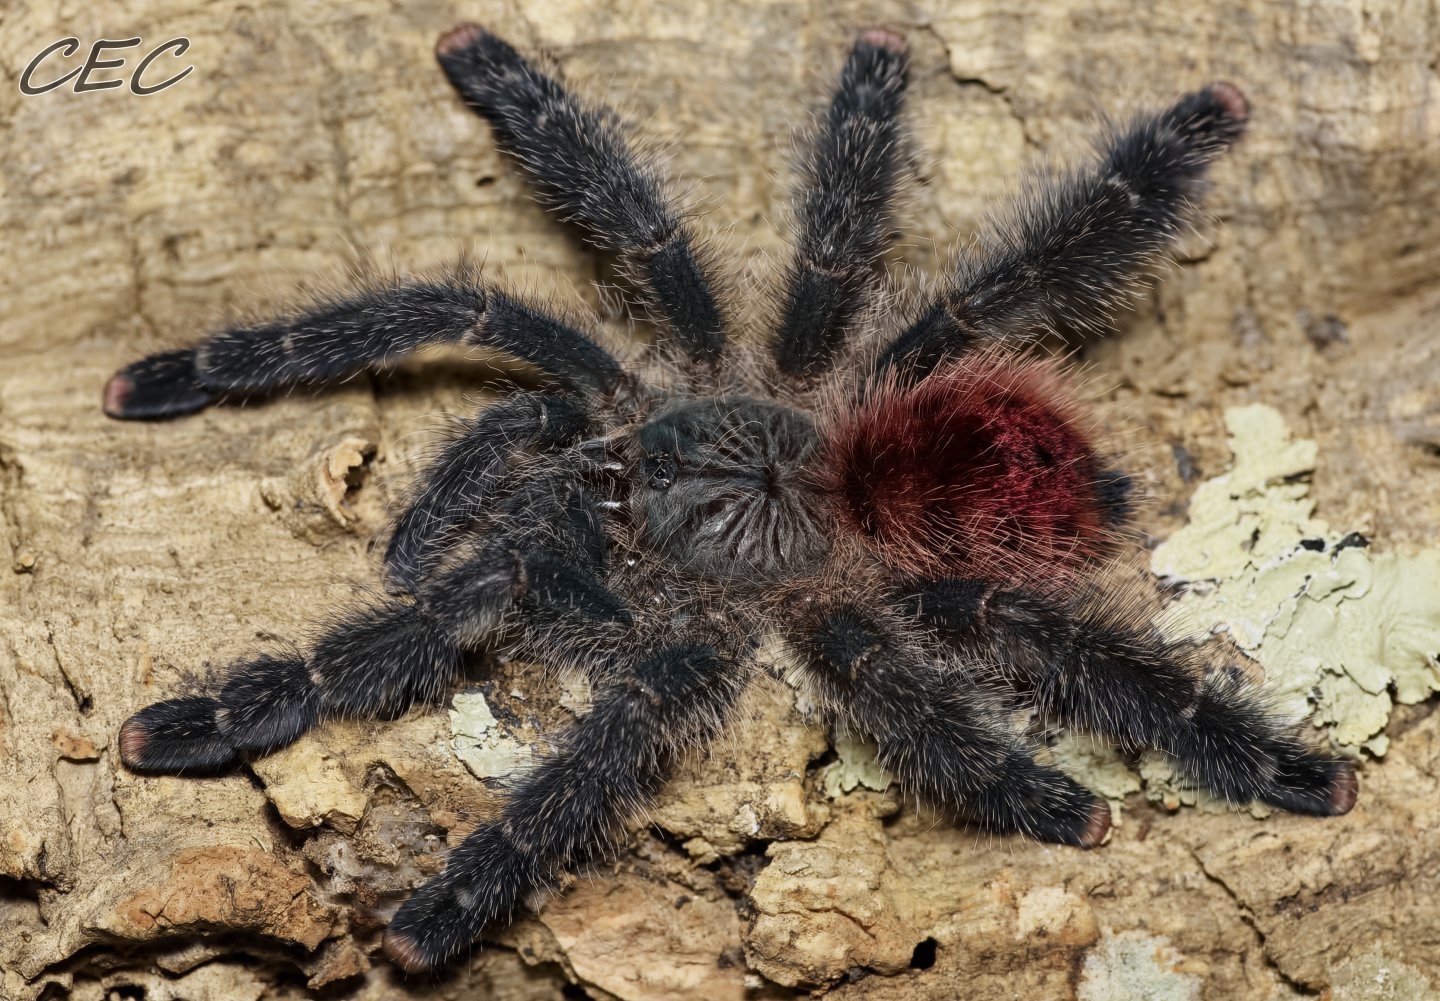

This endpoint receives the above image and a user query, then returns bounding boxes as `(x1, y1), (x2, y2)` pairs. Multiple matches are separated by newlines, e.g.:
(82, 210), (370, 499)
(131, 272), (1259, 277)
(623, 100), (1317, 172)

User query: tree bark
(3, 1), (1439, 998)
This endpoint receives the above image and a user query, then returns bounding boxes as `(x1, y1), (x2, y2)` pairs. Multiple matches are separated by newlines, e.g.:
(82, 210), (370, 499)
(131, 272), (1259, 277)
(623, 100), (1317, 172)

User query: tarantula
(107, 23), (1358, 973)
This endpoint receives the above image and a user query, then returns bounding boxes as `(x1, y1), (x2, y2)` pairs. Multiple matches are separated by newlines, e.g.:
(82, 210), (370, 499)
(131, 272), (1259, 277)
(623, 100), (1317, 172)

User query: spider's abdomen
(632, 397), (831, 581)
(822, 353), (1122, 582)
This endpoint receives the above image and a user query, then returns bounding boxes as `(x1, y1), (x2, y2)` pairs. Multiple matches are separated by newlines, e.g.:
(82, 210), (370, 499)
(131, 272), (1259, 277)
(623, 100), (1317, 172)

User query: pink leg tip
(103, 373), (133, 418)
(1205, 80), (1250, 122)
(118, 716), (148, 769)
(1329, 765), (1358, 815)
(436, 22), (488, 57)
(1079, 800), (1113, 848)
(859, 27), (907, 55)
(383, 929), (435, 974)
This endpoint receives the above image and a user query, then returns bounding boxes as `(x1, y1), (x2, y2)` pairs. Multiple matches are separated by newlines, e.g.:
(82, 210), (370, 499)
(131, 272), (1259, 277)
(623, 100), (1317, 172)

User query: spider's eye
(643, 455), (676, 490)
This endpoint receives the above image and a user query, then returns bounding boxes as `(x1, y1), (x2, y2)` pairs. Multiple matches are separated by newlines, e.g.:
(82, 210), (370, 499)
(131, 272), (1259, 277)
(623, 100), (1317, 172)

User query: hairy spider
(107, 23), (1358, 973)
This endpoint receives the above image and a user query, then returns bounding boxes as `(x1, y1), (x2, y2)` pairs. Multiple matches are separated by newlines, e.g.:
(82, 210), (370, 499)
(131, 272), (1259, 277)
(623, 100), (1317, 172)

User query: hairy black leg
(383, 641), (739, 972)
(104, 278), (621, 420)
(117, 695), (236, 773)
(119, 481), (626, 773)
(436, 24), (725, 365)
(785, 602), (1110, 847)
(771, 29), (909, 379)
(875, 82), (1250, 382)
(1172, 674), (1357, 815)
(903, 578), (1357, 816)
(384, 394), (592, 594)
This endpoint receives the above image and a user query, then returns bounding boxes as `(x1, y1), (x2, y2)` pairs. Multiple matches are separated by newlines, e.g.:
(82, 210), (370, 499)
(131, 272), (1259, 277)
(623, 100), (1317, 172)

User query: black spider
(107, 23), (1357, 974)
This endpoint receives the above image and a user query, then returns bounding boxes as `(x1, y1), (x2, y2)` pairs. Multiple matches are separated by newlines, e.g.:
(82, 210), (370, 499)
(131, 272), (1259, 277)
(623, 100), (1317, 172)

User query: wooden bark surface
(2, 1), (1440, 998)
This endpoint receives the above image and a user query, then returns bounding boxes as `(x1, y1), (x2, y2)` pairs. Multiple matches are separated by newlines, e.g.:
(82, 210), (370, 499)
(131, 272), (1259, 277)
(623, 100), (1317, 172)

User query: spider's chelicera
(107, 23), (1358, 973)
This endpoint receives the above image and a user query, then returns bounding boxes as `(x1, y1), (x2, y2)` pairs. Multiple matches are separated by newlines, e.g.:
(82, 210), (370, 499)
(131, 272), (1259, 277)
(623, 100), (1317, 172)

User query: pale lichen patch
(1329, 947), (1439, 1001)
(1077, 930), (1201, 1001)
(820, 734), (891, 799)
(449, 690), (535, 781)
(1149, 405), (1440, 777)
(1051, 734), (1143, 821)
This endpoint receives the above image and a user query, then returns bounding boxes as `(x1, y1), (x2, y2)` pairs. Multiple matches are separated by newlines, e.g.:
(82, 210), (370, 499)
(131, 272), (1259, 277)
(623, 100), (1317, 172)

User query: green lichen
(1077, 930), (1200, 1001)
(1329, 948), (1439, 1001)
(1051, 735), (1142, 821)
(1135, 751), (1269, 817)
(1149, 404), (1440, 770)
(449, 690), (534, 781)
(820, 735), (892, 798)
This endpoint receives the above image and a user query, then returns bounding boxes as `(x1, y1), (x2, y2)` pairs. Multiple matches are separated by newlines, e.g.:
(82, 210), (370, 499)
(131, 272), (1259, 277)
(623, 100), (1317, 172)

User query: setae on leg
(903, 577), (1358, 815)
(104, 277), (621, 420)
(437, 24), (727, 365)
(383, 640), (742, 971)
(771, 28), (910, 379)
(785, 601), (1111, 846)
(875, 82), (1250, 382)
(120, 478), (626, 773)
(383, 393), (593, 594)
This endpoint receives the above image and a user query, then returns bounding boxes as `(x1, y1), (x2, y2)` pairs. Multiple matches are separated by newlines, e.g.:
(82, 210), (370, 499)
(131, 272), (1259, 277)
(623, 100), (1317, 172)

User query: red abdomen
(821, 353), (1116, 582)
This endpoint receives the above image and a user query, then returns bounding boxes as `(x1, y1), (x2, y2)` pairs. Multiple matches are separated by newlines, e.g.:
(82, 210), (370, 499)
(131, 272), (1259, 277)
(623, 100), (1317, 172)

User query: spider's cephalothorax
(629, 397), (832, 580)
(108, 23), (1357, 975)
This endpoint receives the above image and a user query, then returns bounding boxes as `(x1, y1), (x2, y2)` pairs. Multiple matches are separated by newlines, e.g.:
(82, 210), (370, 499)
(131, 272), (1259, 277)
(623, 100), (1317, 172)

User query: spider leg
(772, 29), (910, 379)
(383, 393), (592, 594)
(119, 479), (626, 773)
(436, 24), (726, 365)
(876, 82), (1250, 382)
(103, 278), (621, 420)
(383, 640), (741, 972)
(904, 578), (1358, 816)
(785, 602), (1111, 847)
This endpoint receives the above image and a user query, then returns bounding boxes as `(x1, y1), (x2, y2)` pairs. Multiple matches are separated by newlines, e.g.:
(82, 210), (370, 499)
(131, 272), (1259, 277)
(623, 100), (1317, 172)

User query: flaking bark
(3, 1), (1440, 998)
